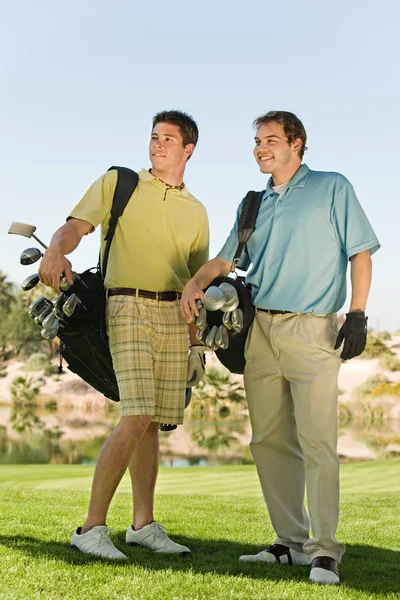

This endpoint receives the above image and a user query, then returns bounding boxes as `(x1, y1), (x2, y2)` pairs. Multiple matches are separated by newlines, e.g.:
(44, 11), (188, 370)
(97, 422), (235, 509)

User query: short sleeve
(331, 178), (380, 259)
(68, 170), (117, 230)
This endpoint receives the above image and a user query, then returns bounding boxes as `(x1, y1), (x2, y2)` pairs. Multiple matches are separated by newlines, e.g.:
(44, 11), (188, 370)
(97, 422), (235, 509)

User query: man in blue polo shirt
(180, 111), (380, 585)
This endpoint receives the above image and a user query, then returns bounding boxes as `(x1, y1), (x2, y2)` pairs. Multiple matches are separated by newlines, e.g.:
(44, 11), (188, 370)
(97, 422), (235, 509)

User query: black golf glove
(334, 311), (368, 360)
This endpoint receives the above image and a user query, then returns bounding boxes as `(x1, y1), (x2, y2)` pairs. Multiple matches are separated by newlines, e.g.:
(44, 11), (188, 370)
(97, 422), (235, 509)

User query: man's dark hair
(152, 110), (199, 148)
(253, 111), (308, 159)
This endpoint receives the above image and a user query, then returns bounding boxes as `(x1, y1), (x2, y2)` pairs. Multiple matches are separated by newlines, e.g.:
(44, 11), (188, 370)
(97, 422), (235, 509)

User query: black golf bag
(57, 166), (139, 401)
(201, 190), (263, 374)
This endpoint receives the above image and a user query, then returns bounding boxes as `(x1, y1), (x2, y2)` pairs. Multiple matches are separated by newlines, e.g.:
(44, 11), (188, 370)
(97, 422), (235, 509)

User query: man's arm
(180, 256), (232, 323)
(349, 249), (372, 312)
(38, 218), (93, 292)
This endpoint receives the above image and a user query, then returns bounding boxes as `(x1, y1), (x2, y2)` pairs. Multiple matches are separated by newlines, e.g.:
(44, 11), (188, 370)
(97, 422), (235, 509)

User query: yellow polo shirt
(69, 169), (209, 291)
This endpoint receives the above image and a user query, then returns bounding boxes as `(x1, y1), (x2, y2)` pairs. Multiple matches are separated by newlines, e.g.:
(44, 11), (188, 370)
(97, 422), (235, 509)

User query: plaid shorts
(105, 295), (189, 423)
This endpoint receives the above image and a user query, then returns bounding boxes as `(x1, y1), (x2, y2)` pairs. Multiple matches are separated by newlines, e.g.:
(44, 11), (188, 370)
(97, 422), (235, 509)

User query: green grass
(0, 460), (399, 599)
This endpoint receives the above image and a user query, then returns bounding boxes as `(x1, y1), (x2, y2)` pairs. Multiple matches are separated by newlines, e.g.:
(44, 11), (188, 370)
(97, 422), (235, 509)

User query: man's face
(253, 121), (300, 176)
(149, 122), (193, 172)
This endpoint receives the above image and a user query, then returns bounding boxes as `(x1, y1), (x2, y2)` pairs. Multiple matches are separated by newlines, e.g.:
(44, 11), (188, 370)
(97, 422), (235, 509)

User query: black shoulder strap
(101, 166), (139, 278)
(232, 190), (263, 267)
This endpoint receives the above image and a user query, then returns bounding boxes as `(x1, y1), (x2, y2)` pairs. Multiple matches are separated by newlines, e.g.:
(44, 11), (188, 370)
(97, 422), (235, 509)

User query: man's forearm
(349, 250), (372, 312)
(192, 257), (232, 289)
(49, 219), (92, 255)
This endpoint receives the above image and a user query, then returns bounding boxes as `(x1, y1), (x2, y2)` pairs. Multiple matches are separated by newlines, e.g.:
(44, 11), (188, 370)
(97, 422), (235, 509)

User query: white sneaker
(309, 557), (340, 584)
(126, 521), (191, 555)
(70, 526), (127, 560)
(239, 543), (311, 566)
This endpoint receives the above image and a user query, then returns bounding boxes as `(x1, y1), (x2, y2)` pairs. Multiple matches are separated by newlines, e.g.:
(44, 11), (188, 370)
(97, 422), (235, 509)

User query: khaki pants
(244, 311), (345, 562)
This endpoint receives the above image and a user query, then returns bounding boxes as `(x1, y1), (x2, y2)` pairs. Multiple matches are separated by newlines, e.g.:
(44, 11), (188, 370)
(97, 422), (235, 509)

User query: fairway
(1, 460), (399, 599)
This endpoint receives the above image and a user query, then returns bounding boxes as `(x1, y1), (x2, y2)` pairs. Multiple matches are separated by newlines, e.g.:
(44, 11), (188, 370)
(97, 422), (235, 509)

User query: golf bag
(58, 166), (139, 401)
(203, 190), (263, 374)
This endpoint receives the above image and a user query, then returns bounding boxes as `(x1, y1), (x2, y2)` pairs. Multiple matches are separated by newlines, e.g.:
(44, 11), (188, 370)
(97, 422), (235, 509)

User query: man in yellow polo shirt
(38, 110), (209, 560)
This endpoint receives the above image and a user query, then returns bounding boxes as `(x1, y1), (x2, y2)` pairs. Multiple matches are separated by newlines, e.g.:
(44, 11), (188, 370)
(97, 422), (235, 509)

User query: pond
(0, 400), (399, 465)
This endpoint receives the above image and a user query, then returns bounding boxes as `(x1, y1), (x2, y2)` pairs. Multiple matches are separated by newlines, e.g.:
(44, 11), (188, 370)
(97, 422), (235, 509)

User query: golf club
(21, 273), (40, 291)
(52, 292), (67, 320)
(40, 326), (59, 340)
(27, 296), (48, 318)
(8, 222), (48, 250)
(42, 312), (59, 331)
(62, 293), (84, 317)
(33, 305), (53, 326)
(20, 247), (43, 266)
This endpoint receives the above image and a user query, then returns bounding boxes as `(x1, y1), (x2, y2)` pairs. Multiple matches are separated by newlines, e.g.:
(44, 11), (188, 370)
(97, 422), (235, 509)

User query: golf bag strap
(232, 190), (264, 267)
(101, 166), (139, 278)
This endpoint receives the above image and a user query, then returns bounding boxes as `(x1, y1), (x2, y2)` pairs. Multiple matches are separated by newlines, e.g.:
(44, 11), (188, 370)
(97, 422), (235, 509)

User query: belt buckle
(155, 291), (159, 301)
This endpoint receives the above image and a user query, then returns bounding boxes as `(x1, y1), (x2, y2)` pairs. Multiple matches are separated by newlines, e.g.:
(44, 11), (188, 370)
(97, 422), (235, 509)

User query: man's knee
(118, 414), (153, 435)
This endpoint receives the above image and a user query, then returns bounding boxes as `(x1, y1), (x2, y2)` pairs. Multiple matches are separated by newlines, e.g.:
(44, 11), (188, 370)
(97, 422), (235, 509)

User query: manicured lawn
(0, 460), (399, 599)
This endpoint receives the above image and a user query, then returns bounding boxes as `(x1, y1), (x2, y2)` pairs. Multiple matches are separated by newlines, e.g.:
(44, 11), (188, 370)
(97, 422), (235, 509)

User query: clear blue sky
(1, 0), (399, 330)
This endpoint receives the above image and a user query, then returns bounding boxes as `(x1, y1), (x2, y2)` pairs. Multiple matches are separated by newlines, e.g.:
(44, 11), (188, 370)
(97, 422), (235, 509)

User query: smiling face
(149, 122), (194, 177)
(253, 121), (302, 184)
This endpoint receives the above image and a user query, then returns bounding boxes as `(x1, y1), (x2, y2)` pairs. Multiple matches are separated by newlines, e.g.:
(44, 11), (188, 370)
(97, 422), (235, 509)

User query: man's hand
(38, 247), (73, 293)
(334, 311), (368, 360)
(187, 345), (206, 387)
(181, 279), (205, 323)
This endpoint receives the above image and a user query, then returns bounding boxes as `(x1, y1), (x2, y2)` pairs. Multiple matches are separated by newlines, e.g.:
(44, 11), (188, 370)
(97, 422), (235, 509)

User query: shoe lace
(153, 522), (168, 538)
(99, 527), (115, 544)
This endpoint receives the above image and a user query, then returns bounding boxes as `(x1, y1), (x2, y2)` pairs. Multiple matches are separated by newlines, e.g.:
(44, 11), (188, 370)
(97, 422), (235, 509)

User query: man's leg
(243, 314), (310, 555)
(128, 421), (159, 529)
(82, 414), (152, 531)
(124, 299), (190, 555)
(282, 313), (345, 564)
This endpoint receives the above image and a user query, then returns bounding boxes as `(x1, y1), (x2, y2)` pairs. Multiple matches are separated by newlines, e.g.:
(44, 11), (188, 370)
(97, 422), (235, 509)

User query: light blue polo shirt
(218, 164), (380, 313)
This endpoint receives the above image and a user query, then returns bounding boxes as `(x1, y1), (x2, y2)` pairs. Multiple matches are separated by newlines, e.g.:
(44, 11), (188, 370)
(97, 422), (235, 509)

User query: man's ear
(292, 138), (302, 155)
(185, 143), (195, 160)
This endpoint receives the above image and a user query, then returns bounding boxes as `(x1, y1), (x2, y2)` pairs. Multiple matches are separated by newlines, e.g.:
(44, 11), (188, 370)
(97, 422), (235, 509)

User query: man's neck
(150, 167), (185, 187)
(271, 163), (302, 186)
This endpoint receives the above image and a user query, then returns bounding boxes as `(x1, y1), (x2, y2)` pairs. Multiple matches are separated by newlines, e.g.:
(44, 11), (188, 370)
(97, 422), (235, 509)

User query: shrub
(355, 375), (390, 396)
(379, 354), (400, 371)
(370, 382), (400, 397)
(23, 353), (60, 376)
(376, 330), (392, 341)
(10, 375), (44, 405)
(361, 334), (393, 359)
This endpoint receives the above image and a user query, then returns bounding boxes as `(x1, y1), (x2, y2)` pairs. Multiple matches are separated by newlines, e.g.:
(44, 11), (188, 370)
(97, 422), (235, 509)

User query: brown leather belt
(107, 288), (181, 301)
(257, 308), (293, 315)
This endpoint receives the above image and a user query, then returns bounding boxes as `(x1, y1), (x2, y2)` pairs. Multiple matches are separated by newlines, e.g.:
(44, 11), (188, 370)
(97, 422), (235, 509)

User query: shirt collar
(138, 168), (192, 199)
(263, 164), (310, 198)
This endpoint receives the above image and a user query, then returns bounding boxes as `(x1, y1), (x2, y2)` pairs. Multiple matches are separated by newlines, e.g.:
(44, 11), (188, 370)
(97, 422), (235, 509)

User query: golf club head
(195, 306), (207, 331)
(34, 305), (53, 326)
(8, 222), (48, 249)
(60, 272), (80, 292)
(231, 308), (244, 333)
(40, 326), (59, 340)
(21, 273), (40, 291)
(205, 325), (218, 350)
(27, 296), (48, 318)
(215, 325), (229, 349)
(222, 311), (233, 330)
(196, 326), (207, 343)
(203, 286), (226, 311)
(41, 312), (59, 330)
(62, 294), (80, 317)
(20, 247), (43, 266)
(53, 292), (67, 320)
(53, 292), (66, 311)
(8, 222), (37, 238)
